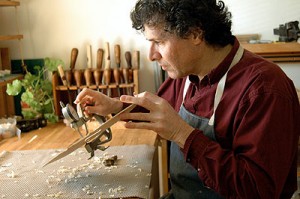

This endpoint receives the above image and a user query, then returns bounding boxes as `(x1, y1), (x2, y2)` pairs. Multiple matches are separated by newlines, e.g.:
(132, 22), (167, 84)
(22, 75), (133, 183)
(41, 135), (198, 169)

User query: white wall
(1, 0), (300, 92)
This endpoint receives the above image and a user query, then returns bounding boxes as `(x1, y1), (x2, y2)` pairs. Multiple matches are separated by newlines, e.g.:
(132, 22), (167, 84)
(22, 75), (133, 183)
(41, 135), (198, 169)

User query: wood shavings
(6, 170), (15, 178)
(46, 191), (63, 198)
(0, 145), (154, 198)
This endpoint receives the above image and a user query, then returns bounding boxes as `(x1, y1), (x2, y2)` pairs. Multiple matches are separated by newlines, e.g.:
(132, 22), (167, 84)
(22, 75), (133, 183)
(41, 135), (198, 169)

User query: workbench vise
(273, 21), (300, 42)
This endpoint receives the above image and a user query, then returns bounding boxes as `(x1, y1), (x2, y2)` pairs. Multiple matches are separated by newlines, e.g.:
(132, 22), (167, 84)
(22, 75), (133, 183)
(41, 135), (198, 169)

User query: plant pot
(16, 115), (47, 132)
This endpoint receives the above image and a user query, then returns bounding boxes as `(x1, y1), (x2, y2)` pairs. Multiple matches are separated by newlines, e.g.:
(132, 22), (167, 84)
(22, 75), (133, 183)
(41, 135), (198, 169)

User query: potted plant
(6, 58), (64, 127)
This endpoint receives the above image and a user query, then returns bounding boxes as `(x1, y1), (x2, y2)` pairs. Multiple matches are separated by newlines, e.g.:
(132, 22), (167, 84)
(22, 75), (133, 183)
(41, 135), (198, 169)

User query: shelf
(241, 42), (300, 62)
(0, 35), (23, 41)
(0, 1), (20, 7)
(52, 69), (139, 116)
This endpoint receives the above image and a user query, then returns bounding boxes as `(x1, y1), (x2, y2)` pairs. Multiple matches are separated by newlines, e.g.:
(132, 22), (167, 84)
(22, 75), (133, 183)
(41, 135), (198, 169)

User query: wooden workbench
(0, 120), (161, 199)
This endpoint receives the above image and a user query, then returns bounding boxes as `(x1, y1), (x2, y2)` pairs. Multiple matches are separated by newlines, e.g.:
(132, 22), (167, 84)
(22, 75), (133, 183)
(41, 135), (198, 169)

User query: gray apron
(162, 46), (244, 199)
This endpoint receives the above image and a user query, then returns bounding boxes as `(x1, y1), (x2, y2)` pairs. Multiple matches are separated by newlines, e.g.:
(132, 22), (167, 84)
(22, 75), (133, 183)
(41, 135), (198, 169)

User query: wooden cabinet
(52, 68), (139, 116)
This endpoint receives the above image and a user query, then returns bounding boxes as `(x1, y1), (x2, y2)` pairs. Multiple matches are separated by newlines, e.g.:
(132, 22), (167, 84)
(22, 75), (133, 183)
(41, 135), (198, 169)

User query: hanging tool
(103, 42), (112, 96)
(86, 44), (93, 69)
(43, 103), (137, 167)
(124, 51), (132, 95)
(57, 65), (72, 105)
(93, 48), (104, 92)
(74, 69), (82, 94)
(66, 48), (78, 88)
(132, 50), (140, 70)
(113, 44), (121, 96)
(131, 50), (140, 95)
(84, 45), (93, 88)
(84, 68), (92, 88)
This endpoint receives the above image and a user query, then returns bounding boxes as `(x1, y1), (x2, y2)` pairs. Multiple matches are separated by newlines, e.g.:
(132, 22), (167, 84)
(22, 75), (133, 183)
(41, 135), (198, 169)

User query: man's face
(144, 25), (202, 79)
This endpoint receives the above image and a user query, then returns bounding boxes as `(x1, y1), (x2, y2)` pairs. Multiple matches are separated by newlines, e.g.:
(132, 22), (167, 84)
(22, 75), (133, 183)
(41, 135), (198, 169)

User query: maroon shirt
(157, 40), (300, 198)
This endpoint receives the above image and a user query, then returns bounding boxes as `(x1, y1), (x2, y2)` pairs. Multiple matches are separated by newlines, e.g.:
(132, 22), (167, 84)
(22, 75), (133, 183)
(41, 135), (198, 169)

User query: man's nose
(148, 45), (161, 61)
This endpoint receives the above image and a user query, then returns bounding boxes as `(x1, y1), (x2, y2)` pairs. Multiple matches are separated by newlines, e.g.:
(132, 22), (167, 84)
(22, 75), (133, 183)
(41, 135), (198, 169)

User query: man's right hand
(74, 88), (123, 116)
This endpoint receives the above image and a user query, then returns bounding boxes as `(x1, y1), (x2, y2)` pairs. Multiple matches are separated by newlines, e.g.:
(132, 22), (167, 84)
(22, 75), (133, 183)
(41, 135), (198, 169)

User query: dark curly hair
(130, 0), (234, 46)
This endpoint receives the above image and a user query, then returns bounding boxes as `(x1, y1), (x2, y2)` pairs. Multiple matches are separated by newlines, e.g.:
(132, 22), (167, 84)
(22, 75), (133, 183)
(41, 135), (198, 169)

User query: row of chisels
(56, 42), (140, 98)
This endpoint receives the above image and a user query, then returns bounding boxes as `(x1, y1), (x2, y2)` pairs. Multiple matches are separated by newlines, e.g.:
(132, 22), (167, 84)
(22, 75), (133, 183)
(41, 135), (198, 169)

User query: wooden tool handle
(70, 48), (78, 71)
(132, 50), (140, 69)
(74, 70), (82, 87)
(113, 68), (120, 84)
(122, 67), (129, 84)
(93, 69), (102, 86)
(104, 68), (111, 85)
(57, 65), (68, 86)
(105, 42), (110, 60)
(125, 51), (132, 69)
(66, 70), (73, 86)
(84, 68), (92, 87)
(97, 48), (104, 69)
(105, 59), (111, 70)
(86, 44), (92, 69)
(114, 44), (121, 68)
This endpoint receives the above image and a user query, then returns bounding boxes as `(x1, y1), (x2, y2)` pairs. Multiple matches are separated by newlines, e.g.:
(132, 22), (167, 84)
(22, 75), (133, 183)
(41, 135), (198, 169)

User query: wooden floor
(0, 120), (157, 151)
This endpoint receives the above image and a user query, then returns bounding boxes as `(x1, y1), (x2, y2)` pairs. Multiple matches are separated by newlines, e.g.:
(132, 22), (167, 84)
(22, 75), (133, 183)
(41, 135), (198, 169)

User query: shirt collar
(189, 37), (240, 87)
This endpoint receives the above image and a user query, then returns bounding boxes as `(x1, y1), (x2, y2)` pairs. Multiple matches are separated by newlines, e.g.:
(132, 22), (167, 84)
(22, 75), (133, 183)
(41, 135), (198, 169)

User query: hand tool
(84, 68), (92, 88)
(84, 45), (93, 88)
(93, 48), (104, 92)
(57, 65), (72, 105)
(43, 103), (136, 167)
(103, 42), (112, 96)
(124, 51), (132, 95)
(66, 48), (78, 88)
(131, 50), (140, 95)
(86, 44), (93, 69)
(104, 60), (111, 97)
(132, 50), (140, 70)
(113, 44), (121, 96)
(74, 69), (82, 94)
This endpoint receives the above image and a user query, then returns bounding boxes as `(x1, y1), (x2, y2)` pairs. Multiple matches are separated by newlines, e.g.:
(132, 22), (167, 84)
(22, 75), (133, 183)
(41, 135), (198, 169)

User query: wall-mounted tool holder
(52, 43), (140, 117)
(52, 68), (139, 116)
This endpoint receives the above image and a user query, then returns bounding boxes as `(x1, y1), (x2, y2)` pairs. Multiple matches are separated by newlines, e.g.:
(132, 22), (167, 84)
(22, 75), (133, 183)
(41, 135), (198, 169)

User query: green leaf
(22, 109), (37, 119)
(6, 80), (22, 96)
(44, 57), (65, 72)
(44, 113), (59, 123)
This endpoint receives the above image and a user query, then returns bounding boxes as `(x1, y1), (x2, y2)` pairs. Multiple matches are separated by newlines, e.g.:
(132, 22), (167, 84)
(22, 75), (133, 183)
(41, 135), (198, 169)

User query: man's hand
(119, 91), (194, 147)
(74, 88), (123, 116)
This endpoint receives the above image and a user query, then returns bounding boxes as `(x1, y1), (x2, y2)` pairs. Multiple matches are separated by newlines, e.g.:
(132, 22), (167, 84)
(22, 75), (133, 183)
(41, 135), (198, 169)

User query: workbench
(0, 121), (162, 199)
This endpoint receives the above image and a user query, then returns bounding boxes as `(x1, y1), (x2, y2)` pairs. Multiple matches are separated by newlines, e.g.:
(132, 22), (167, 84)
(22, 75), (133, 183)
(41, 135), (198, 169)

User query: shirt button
(197, 168), (201, 172)
(187, 158), (191, 162)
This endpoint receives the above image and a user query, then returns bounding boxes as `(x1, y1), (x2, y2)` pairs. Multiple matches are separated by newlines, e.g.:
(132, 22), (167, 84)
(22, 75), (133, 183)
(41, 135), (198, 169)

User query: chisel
(57, 65), (72, 105)
(113, 44), (121, 96)
(103, 42), (111, 96)
(93, 48), (104, 92)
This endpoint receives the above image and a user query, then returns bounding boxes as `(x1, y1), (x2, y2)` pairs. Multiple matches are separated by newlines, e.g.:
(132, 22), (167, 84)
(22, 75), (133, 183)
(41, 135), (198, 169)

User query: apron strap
(208, 46), (244, 125)
(182, 46), (244, 126)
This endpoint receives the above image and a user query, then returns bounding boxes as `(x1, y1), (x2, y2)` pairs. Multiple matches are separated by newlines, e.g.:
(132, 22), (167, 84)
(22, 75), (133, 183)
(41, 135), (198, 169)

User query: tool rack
(52, 68), (139, 116)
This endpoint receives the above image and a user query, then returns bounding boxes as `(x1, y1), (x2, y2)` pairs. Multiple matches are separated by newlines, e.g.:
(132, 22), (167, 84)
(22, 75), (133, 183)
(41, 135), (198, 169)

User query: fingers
(74, 88), (98, 104)
(123, 121), (154, 131)
(120, 112), (150, 122)
(120, 91), (161, 111)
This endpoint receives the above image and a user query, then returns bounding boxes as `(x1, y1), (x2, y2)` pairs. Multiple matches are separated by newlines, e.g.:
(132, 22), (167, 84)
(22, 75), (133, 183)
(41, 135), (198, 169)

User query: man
(75, 0), (300, 198)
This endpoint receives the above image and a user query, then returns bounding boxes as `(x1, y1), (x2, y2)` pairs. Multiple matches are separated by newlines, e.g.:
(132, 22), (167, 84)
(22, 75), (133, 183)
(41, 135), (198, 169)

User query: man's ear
(189, 28), (203, 45)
